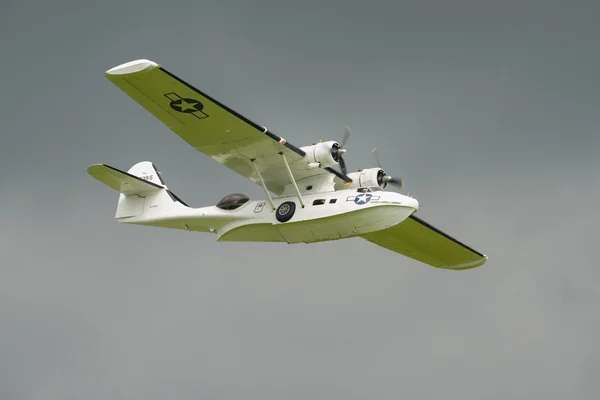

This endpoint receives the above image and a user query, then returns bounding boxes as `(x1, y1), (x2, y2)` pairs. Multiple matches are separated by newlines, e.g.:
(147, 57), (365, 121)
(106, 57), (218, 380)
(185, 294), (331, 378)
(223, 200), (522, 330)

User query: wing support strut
(280, 153), (305, 208)
(251, 160), (276, 211)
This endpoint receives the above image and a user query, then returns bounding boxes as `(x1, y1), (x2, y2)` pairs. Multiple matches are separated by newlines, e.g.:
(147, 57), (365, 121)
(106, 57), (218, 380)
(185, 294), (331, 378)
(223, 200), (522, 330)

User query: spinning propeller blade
(341, 125), (351, 148)
(331, 125), (353, 183)
(372, 148), (403, 189)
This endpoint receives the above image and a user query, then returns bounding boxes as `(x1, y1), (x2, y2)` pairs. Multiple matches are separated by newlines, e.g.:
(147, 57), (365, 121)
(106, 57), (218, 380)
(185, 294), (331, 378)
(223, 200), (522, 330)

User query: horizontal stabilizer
(87, 164), (164, 195)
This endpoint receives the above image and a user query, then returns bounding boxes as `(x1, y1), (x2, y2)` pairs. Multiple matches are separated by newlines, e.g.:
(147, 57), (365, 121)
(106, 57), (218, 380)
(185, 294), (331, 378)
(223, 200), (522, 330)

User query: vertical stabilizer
(127, 161), (167, 188)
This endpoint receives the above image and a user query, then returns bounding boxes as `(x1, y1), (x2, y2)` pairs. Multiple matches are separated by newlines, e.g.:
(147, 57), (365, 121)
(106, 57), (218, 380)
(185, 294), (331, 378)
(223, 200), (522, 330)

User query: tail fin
(88, 161), (188, 219)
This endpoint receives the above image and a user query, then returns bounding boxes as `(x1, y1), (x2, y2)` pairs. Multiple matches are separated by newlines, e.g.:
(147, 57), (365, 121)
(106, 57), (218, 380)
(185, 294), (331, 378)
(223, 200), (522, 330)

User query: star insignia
(354, 193), (372, 205)
(163, 92), (210, 120)
(170, 98), (202, 113)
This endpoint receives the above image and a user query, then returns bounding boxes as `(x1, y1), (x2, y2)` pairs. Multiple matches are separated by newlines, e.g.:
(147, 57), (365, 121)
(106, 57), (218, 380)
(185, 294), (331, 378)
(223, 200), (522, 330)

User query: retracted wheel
(276, 201), (296, 223)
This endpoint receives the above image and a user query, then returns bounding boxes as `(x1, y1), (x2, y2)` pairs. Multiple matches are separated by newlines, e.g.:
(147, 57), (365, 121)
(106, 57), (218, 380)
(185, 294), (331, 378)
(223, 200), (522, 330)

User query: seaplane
(88, 59), (488, 270)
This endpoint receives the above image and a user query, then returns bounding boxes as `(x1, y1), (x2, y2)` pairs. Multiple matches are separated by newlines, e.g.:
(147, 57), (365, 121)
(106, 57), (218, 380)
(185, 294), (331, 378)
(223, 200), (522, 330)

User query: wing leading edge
(104, 59), (333, 195)
(360, 215), (488, 270)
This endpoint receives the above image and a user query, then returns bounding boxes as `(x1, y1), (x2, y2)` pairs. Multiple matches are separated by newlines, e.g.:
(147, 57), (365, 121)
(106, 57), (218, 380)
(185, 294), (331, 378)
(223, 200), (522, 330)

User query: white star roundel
(354, 193), (372, 205)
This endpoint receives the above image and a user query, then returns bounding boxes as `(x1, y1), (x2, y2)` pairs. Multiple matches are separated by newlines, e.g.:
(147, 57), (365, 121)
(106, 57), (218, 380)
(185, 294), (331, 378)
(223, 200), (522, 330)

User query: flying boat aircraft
(88, 59), (488, 270)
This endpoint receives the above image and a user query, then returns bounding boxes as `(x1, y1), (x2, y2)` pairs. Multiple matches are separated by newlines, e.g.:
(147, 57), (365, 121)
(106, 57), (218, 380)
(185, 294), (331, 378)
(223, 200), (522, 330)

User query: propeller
(372, 148), (403, 189)
(331, 125), (353, 183)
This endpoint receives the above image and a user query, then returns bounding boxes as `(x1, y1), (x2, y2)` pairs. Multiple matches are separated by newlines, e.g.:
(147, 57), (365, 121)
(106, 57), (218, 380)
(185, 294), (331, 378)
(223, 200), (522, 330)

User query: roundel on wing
(169, 98), (204, 113)
(354, 193), (372, 205)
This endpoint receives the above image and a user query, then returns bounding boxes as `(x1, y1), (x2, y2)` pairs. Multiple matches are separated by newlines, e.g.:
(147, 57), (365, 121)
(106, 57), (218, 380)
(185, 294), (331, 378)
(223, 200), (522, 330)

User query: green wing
(361, 215), (488, 270)
(105, 59), (331, 195)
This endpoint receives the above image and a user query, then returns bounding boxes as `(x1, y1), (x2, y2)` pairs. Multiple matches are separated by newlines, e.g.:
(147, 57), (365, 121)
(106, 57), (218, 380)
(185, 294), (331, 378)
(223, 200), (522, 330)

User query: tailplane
(88, 161), (188, 219)
(88, 161), (165, 195)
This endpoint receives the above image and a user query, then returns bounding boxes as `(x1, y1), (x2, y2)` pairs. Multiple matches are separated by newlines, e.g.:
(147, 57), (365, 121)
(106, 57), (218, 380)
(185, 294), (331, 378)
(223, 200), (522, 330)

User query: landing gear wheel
(276, 201), (296, 223)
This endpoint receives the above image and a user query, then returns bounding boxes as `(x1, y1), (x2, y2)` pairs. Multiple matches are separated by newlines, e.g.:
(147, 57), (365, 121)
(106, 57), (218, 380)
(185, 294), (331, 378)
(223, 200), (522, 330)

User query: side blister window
(216, 193), (250, 210)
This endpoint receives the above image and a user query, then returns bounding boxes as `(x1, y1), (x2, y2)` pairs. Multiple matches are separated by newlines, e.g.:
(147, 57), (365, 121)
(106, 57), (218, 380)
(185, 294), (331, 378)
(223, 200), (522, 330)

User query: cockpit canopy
(356, 186), (383, 193)
(216, 193), (250, 210)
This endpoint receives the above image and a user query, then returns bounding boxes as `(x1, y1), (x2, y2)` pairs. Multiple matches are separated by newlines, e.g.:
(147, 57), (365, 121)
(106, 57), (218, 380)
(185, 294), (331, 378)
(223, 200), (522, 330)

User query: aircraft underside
(88, 59), (488, 270)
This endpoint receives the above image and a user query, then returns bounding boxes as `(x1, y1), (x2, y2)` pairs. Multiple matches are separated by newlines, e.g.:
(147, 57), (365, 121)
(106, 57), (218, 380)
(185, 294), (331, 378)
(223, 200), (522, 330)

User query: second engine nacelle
(343, 168), (388, 190)
(299, 141), (342, 169)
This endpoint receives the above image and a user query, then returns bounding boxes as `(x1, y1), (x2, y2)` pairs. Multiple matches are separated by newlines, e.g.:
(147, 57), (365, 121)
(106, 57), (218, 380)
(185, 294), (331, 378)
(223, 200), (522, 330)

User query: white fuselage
(124, 188), (419, 244)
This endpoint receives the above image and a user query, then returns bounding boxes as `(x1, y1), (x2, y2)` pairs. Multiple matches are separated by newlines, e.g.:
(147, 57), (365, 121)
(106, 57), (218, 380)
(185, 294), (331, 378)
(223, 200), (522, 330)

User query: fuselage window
(313, 199), (326, 206)
(329, 199), (337, 204)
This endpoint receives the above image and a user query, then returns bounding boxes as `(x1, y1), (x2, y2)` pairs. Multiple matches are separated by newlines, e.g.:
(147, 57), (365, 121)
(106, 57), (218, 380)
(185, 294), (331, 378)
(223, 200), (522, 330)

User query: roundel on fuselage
(354, 193), (372, 205)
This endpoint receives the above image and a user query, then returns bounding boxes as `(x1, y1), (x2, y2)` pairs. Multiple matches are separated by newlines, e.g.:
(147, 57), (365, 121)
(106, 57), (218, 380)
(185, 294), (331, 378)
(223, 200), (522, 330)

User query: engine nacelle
(299, 141), (340, 169)
(343, 168), (388, 189)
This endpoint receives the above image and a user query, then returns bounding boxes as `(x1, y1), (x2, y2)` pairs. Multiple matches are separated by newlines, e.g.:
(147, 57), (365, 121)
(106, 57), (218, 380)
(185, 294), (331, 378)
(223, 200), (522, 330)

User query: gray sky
(1, 0), (599, 399)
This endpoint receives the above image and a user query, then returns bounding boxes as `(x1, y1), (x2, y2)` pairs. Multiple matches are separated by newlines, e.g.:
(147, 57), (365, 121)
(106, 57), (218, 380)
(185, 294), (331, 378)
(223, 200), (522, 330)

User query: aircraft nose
(406, 196), (419, 211)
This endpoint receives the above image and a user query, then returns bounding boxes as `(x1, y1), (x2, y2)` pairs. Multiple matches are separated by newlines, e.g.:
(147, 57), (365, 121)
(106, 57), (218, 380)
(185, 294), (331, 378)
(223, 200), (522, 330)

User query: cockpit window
(216, 193), (250, 210)
(357, 187), (371, 193)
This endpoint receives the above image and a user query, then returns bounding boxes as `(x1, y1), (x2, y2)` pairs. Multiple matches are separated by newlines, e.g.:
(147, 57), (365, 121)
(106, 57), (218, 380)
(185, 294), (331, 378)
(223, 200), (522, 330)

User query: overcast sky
(1, 0), (599, 399)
